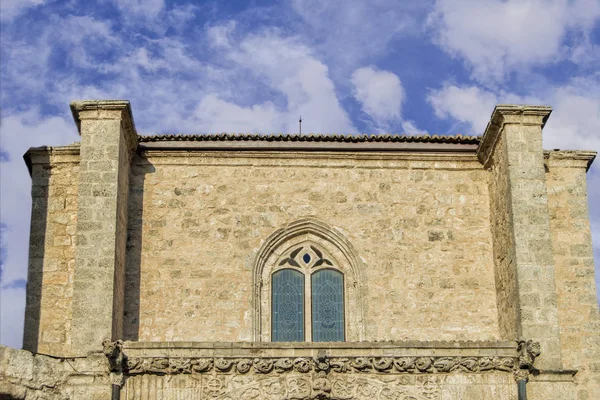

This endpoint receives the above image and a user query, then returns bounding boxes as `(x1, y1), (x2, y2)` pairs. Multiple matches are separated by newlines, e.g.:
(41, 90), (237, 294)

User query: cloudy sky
(1, 0), (599, 348)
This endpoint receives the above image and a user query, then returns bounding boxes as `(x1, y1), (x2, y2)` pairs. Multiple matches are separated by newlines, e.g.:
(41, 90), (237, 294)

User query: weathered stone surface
(479, 105), (563, 370)
(13, 101), (599, 399)
(124, 152), (500, 343)
(70, 100), (136, 356)
(546, 151), (600, 400)
(23, 146), (79, 357)
(0, 345), (111, 399)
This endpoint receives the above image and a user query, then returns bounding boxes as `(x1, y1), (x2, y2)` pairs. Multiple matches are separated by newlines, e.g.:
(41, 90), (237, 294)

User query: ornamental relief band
(123, 374), (447, 400)
(121, 355), (519, 375)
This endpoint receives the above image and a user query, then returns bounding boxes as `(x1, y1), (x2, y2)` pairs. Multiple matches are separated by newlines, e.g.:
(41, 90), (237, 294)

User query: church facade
(0, 100), (599, 399)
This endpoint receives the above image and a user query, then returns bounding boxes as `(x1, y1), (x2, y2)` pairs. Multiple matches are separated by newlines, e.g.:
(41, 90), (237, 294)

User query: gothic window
(254, 218), (365, 342)
(312, 269), (344, 341)
(272, 269), (304, 341)
(270, 245), (345, 342)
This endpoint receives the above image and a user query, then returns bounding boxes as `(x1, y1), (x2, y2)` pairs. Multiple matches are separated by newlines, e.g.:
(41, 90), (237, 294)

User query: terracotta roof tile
(138, 133), (480, 145)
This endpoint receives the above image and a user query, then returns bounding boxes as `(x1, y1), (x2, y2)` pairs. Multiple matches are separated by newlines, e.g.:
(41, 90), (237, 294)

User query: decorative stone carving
(121, 372), (449, 400)
(517, 339), (541, 370)
(514, 339), (541, 382)
(102, 338), (124, 372)
(120, 355), (519, 376)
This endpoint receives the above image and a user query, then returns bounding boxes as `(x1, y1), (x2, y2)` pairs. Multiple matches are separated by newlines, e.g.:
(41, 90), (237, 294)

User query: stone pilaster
(545, 150), (600, 399)
(70, 100), (137, 355)
(478, 105), (563, 370)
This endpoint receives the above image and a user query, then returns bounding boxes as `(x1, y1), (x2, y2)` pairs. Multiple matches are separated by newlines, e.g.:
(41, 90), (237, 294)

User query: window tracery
(253, 218), (366, 342)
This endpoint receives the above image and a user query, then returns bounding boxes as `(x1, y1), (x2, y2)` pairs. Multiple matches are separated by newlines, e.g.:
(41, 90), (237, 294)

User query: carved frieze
(121, 373), (450, 400)
(122, 355), (518, 376)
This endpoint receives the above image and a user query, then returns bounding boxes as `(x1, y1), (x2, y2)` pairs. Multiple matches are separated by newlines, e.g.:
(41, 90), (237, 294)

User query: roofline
(138, 133), (480, 146)
(138, 140), (479, 152)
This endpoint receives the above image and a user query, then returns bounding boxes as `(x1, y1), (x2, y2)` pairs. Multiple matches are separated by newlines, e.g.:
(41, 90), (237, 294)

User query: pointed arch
(252, 218), (366, 341)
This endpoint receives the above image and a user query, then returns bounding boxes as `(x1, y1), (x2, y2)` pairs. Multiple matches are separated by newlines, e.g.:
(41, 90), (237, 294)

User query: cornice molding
(70, 100), (137, 151)
(544, 150), (597, 172)
(477, 104), (552, 168)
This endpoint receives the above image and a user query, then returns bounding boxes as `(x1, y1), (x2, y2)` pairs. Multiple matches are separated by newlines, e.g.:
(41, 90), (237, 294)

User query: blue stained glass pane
(312, 269), (344, 342)
(272, 269), (304, 341)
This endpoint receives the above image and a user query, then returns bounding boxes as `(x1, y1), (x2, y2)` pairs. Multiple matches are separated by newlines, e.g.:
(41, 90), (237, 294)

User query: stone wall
(485, 132), (520, 339)
(0, 345), (111, 400)
(23, 146), (79, 357)
(546, 151), (600, 400)
(123, 151), (500, 342)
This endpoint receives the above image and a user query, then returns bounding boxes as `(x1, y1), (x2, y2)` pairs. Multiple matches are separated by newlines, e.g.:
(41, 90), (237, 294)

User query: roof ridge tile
(137, 132), (481, 145)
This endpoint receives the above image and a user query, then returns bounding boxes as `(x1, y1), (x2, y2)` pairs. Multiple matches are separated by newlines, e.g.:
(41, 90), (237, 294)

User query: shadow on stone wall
(123, 153), (155, 341)
(21, 152), (50, 353)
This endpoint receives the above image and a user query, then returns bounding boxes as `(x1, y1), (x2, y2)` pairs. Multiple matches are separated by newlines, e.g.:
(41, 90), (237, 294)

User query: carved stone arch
(253, 218), (366, 342)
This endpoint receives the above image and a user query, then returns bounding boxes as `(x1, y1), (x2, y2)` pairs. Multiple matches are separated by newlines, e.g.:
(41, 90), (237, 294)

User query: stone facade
(1, 100), (598, 399)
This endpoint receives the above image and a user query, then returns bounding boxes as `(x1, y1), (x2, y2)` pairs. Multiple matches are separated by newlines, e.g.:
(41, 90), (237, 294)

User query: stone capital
(477, 104), (552, 167)
(70, 100), (137, 151)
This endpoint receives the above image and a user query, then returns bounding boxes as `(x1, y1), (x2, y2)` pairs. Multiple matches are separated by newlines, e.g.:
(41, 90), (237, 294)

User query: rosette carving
(254, 358), (274, 373)
(330, 358), (349, 373)
(191, 358), (213, 373)
(415, 357), (433, 372)
(215, 358), (234, 372)
(236, 359), (253, 374)
(274, 358), (293, 372)
(350, 357), (372, 371)
(393, 357), (415, 372)
(294, 357), (312, 373)
(433, 357), (455, 373)
(167, 358), (191, 374)
(373, 357), (393, 372)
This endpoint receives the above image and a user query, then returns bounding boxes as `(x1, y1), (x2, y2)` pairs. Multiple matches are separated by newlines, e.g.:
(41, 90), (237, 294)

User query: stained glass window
(272, 269), (304, 341)
(311, 269), (344, 341)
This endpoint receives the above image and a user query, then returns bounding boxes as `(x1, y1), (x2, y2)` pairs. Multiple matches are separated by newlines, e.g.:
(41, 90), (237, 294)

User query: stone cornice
(477, 104), (552, 168)
(70, 100), (137, 151)
(138, 150), (483, 171)
(23, 144), (81, 176)
(545, 150), (597, 172)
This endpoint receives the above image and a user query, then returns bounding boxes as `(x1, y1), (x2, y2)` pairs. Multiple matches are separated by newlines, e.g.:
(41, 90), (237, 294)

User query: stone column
(478, 105), (563, 370)
(70, 100), (137, 355)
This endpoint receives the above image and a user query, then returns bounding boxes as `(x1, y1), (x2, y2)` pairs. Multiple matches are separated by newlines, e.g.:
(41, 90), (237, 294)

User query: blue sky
(1, 0), (599, 348)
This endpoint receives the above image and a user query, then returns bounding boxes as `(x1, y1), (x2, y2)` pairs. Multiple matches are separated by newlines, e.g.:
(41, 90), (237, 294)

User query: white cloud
(401, 120), (428, 136)
(207, 21), (237, 49)
(194, 95), (283, 133)
(224, 31), (356, 133)
(428, 84), (499, 134)
(112, 0), (165, 19)
(351, 66), (404, 126)
(291, 0), (427, 71)
(428, 0), (600, 82)
(0, 0), (46, 21)
(350, 66), (428, 134)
